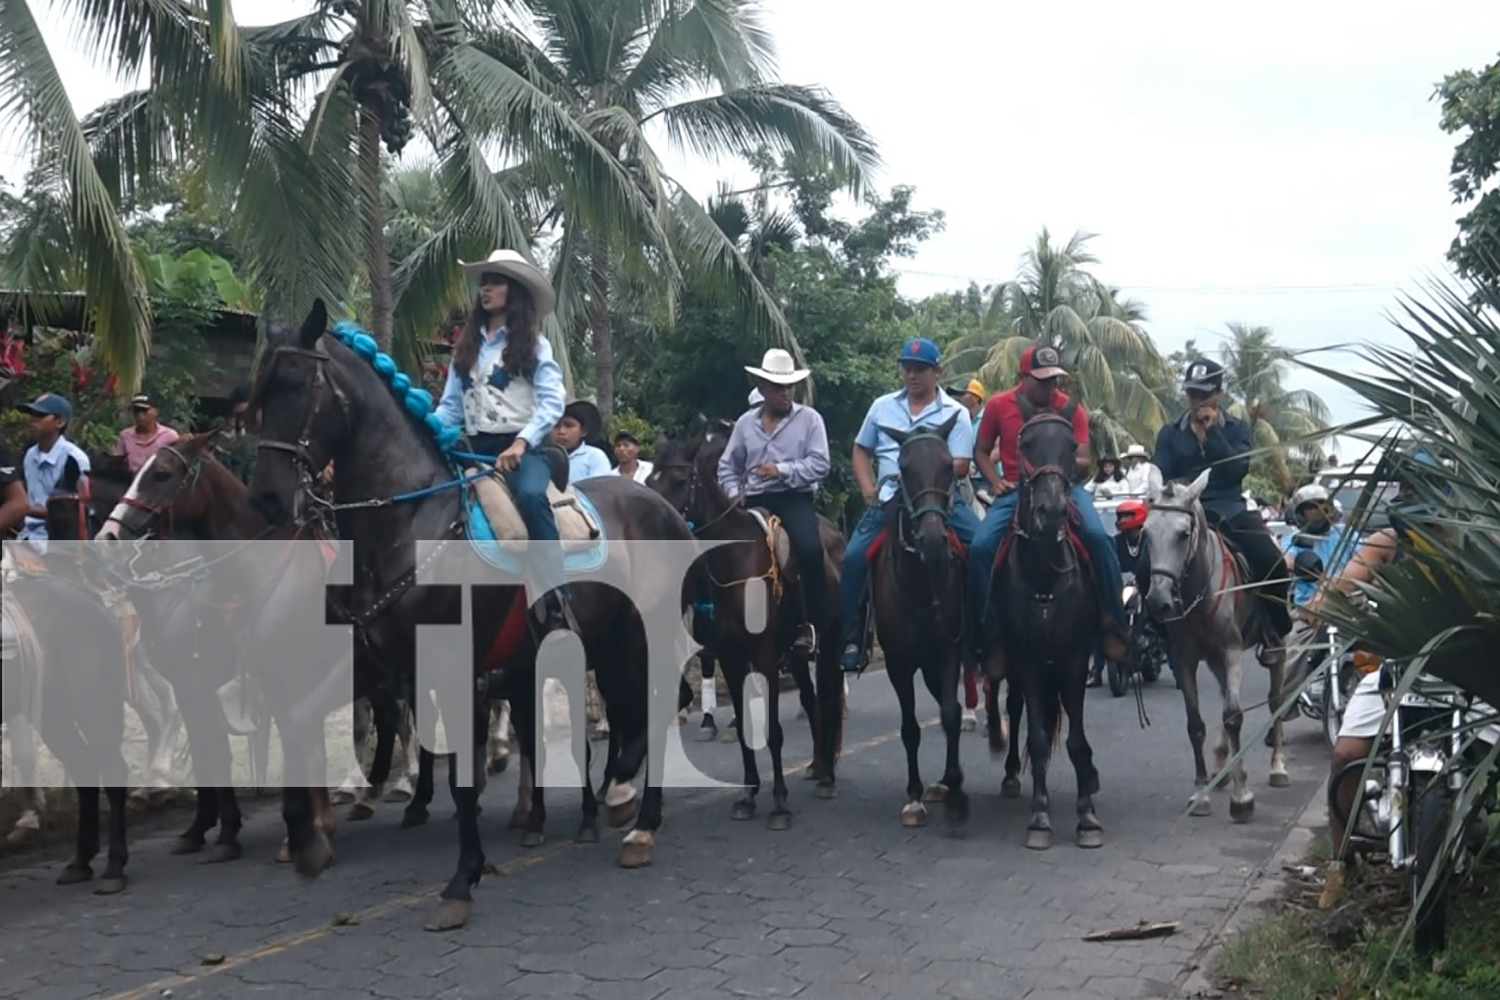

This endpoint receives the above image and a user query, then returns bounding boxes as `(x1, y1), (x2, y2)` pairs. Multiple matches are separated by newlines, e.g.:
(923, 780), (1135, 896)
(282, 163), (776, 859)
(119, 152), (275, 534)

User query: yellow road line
(105, 716), (937, 1000)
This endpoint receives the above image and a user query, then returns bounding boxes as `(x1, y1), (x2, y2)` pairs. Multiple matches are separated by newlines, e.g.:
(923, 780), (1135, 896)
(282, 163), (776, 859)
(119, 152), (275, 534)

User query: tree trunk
(359, 107), (395, 353)
(589, 240), (614, 423)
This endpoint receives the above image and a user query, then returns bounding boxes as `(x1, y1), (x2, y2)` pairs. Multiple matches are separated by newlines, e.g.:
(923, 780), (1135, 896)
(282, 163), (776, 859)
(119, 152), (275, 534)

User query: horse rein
(254, 343), (352, 520)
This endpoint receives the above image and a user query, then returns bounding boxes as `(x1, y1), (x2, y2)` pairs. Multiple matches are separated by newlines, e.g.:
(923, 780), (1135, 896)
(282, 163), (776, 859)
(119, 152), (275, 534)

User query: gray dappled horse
(867, 414), (971, 830)
(248, 300), (697, 932)
(1141, 470), (1290, 823)
(991, 412), (1104, 850)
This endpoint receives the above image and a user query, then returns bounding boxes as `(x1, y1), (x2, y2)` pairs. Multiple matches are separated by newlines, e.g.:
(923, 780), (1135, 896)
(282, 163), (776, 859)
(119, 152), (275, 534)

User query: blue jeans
(471, 432), (568, 601)
(969, 484), (1125, 634)
(838, 486), (981, 644)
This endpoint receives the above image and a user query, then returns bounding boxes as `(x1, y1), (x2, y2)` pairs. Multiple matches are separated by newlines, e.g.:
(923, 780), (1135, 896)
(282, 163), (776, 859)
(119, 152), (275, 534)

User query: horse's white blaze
(622, 828), (653, 846)
(604, 778), (638, 807)
(100, 453), (155, 537)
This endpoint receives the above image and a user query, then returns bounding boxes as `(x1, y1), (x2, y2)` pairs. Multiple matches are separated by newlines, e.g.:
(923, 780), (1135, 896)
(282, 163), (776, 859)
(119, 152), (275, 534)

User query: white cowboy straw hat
(1124, 444), (1149, 459)
(744, 348), (810, 386)
(458, 249), (556, 320)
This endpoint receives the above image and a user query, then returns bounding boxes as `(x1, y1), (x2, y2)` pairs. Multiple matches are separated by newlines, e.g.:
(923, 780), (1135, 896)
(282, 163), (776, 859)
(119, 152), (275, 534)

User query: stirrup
(792, 623), (817, 657)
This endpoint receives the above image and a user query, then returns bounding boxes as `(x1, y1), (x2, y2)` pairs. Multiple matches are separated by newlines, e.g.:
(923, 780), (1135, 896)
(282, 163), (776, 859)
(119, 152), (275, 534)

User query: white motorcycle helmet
(1290, 483), (1331, 525)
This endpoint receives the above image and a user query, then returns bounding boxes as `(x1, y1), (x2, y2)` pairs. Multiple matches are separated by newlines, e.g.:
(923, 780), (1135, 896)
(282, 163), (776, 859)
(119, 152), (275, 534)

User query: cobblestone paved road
(0, 661), (1326, 1000)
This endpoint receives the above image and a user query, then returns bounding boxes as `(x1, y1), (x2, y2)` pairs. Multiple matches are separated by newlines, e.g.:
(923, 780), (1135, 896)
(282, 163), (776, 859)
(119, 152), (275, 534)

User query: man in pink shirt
(115, 392), (180, 473)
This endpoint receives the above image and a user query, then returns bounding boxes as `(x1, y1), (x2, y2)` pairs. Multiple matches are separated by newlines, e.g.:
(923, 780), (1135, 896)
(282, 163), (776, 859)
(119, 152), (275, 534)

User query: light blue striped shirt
(855, 389), (974, 503)
(567, 443), (612, 482)
(19, 436), (91, 544)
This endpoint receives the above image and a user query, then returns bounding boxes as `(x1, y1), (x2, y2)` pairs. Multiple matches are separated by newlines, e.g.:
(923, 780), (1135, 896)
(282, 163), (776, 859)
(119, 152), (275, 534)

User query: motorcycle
(1107, 578), (1167, 698)
(1328, 660), (1500, 955)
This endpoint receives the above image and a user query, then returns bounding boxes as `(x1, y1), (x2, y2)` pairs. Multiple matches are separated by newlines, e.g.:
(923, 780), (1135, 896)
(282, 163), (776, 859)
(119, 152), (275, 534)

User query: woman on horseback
(434, 249), (575, 632)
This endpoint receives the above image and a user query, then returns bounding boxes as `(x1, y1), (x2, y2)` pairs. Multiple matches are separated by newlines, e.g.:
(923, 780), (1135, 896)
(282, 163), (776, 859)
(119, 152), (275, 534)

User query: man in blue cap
(837, 337), (978, 673)
(17, 392), (91, 546)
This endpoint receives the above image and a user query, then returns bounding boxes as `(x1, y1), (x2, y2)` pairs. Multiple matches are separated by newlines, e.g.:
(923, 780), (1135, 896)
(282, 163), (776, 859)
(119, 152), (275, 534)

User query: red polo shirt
(977, 387), (1090, 482)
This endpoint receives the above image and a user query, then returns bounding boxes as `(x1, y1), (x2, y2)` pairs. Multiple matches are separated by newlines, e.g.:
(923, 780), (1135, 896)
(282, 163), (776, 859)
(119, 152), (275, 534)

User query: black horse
(867, 413), (970, 829)
(248, 300), (697, 931)
(3, 464), (132, 892)
(992, 412), (1104, 850)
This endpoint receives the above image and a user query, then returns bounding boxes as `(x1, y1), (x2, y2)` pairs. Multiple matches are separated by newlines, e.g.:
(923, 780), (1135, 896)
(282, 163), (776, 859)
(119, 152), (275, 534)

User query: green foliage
(1436, 55), (1500, 301)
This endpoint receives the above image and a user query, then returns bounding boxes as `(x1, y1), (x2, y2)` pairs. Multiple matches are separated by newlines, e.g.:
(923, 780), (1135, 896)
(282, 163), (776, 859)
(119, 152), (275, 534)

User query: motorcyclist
(1104, 499), (1175, 686)
(1281, 484), (1357, 611)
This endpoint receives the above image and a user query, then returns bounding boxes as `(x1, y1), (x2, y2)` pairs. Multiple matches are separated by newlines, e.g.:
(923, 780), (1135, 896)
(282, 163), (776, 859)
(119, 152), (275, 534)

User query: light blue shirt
(20, 436), (91, 544)
(567, 443), (612, 482)
(855, 389), (975, 504)
(434, 324), (565, 449)
(718, 402), (830, 499)
(1282, 524), (1357, 606)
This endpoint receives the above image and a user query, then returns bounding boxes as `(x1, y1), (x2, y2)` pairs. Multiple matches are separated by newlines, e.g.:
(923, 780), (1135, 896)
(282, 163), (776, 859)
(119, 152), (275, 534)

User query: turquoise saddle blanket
(463, 484), (610, 576)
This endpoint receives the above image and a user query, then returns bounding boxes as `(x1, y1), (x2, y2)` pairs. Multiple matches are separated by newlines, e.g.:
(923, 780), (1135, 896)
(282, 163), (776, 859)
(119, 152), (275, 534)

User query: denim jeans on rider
(968, 483), (1126, 635)
(838, 485), (981, 651)
(471, 431), (569, 602)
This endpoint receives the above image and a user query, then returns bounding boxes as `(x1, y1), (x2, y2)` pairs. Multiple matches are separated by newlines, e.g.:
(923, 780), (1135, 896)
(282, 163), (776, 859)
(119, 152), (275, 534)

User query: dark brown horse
(3, 461), (132, 892)
(866, 413), (970, 829)
(247, 301), (697, 931)
(992, 412), (1103, 850)
(650, 418), (846, 826)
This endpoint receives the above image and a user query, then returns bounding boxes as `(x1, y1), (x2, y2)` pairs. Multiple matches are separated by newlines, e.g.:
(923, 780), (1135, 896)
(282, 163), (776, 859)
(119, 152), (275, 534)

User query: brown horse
(247, 301), (698, 931)
(650, 418), (846, 826)
(866, 414), (970, 829)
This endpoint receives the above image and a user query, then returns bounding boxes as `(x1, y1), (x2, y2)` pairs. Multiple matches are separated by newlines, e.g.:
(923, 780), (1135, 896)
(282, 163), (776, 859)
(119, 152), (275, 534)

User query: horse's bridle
(255, 344), (352, 484)
(113, 444), (206, 537)
(894, 429), (957, 534)
(1013, 414), (1076, 545)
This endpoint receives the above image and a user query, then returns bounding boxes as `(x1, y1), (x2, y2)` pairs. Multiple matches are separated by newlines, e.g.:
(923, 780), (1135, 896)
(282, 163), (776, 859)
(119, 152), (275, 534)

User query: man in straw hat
(435, 248), (576, 633)
(1120, 442), (1163, 501)
(552, 398), (611, 482)
(719, 348), (832, 655)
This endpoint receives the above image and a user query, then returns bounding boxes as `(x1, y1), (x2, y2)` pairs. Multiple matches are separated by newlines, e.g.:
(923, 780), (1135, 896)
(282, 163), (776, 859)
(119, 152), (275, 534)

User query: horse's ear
(655, 432), (670, 455)
(60, 455), (82, 490)
(693, 412), (708, 431)
(299, 298), (328, 349)
(937, 411), (961, 440)
(879, 424), (907, 445)
(1183, 468), (1212, 503)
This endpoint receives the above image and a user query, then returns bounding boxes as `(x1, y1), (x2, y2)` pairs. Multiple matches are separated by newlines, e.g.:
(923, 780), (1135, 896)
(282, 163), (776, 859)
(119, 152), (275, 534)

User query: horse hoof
(1230, 797), (1256, 824)
(815, 782), (837, 801)
(607, 800), (639, 829)
(921, 784), (948, 804)
(56, 863), (92, 886)
(295, 832), (333, 880)
(170, 836), (204, 856)
(575, 823), (599, 844)
(730, 801), (757, 822)
(384, 785), (414, 804)
(402, 807), (430, 829)
(695, 720), (718, 742)
(961, 710), (977, 732)
(767, 811), (792, 832)
(94, 875), (127, 896)
(900, 803), (927, 828)
(1025, 828), (1052, 851)
(619, 841), (654, 869)
(275, 841), (292, 863)
(347, 801), (375, 822)
(1077, 827), (1105, 849)
(203, 842), (242, 865)
(487, 755), (510, 775)
(5, 827), (38, 848)
(720, 726), (740, 745)
(945, 793), (970, 827)
(520, 830), (545, 848)
(330, 790), (356, 807)
(1269, 772), (1291, 789)
(1001, 778), (1021, 799)
(425, 898), (471, 932)
(1189, 797), (1212, 818)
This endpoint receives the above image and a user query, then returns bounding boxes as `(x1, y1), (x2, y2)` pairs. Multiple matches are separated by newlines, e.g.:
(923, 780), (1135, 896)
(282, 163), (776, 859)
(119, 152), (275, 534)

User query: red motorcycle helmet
(1115, 499), (1147, 532)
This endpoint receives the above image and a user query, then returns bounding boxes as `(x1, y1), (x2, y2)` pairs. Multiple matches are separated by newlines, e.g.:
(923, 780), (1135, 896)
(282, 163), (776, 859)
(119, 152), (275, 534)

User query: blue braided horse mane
(325, 320), (607, 572)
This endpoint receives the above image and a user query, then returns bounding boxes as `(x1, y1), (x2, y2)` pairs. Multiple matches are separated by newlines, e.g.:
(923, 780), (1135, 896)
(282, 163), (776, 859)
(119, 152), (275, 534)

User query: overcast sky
(8, 0), (1500, 435)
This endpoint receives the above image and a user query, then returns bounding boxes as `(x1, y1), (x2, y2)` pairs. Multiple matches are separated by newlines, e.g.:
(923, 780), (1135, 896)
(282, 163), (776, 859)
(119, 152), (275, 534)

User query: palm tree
(950, 228), (1173, 453)
(494, 0), (881, 419)
(1218, 322), (1332, 489)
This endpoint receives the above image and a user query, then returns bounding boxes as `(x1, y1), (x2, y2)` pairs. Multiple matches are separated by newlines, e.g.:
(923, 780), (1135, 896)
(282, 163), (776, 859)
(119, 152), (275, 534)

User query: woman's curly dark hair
(451, 276), (539, 379)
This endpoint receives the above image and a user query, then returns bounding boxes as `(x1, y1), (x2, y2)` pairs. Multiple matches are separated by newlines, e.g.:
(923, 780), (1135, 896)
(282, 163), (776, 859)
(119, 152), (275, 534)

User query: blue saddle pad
(464, 485), (609, 576)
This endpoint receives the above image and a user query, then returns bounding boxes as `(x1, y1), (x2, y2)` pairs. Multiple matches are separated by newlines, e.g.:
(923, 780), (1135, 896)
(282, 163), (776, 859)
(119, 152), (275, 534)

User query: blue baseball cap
(18, 392), (72, 421)
(898, 337), (941, 367)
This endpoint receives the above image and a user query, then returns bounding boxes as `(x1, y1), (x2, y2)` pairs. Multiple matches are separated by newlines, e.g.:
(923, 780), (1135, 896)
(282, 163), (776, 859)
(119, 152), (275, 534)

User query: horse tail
(1017, 684), (1065, 774)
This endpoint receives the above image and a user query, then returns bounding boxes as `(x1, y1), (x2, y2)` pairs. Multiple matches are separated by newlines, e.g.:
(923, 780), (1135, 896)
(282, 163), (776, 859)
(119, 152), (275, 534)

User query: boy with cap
(611, 430), (653, 484)
(968, 345), (1130, 664)
(17, 392), (91, 545)
(115, 391), (180, 474)
(837, 338), (979, 672)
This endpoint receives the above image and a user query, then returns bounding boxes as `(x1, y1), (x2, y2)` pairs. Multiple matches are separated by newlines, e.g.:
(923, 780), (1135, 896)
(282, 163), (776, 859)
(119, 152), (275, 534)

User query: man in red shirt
(967, 345), (1129, 662)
